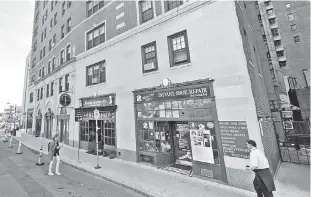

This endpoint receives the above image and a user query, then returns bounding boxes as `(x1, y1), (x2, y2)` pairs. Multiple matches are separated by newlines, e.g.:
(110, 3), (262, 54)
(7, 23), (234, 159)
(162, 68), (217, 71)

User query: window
(166, 1), (183, 11)
(140, 1), (154, 23)
(50, 19), (53, 30)
(51, 1), (54, 11)
(46, 84), (50, 97)
(41, 32), (44, 42)
(267, 9), (273, 15)
(168, 30), (191, 67)
(37, 89), (40, 101)
(141, 42), (158, 73)
(45, 9), (48, 21)
(274, 40), (281, 47)
(60, 49), (65, 64)
(52, 57), (56, 70)
(86, 60), (106, 86)
(87, 1), (93, 17)
(51, 82), (54, 96)
(44, 27), (47, 38)
(40, 87), (43, 100)
(66, 44), (71, 61)
(62, 1), (66, 16)
(59, 77), (63, 93)
(288, 13), (294, 21)
(269, 100), (279, 110)
(42, 66), (45, 77)
(29, 92), (34, 103)
(271, 28), (279, 36)
(61, 25), (65, 39)
(269, 18), (276, 25)
(32, 58), (36, 68)
(65, 74), (69, 91)
(48, 61), (51, 74)
(93, 0), (99, 13)
(54, 13), (57, 25)
(279, 60), (286, 67)
(40, 50), (43, 60)
(104, 121), (115, 146)
(49, 39), (52, 51)
(285, 3), (291, 9)
(290, 24), (297, 31)
(270, 68), (276, 79)
(53, 34), (56, 46)
(67, 17), (71, 33)
(42, 16), (45, 25)
(43, 46), (46, 57)
(276, 50), (284, 57)
(99, 0), (105, 8)
(67, 0), (71, 8)
(294, 35), (301, 43)
(87, 23), (105, 50)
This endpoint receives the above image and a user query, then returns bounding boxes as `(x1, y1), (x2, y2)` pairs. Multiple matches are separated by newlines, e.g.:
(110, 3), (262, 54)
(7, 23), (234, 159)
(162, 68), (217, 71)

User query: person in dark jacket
(246, 140), (276, 197)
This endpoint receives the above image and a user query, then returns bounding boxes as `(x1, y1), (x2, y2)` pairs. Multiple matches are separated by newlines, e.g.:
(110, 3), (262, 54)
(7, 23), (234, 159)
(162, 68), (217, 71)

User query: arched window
(44, 108), (54, 139)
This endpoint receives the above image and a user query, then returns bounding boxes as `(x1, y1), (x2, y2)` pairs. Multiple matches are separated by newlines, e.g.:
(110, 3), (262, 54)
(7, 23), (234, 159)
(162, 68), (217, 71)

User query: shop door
(172, 122), (192, 169)
(35, 119), (41, 137)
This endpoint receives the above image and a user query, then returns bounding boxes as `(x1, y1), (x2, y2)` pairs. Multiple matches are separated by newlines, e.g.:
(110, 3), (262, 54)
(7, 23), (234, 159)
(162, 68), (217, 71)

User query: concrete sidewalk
(15, 133), (310, 197)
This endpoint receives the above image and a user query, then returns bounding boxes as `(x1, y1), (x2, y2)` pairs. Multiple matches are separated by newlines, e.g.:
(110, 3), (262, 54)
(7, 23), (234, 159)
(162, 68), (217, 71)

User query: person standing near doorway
(48, 134), (63, 176)
(246, 140), (276, 197)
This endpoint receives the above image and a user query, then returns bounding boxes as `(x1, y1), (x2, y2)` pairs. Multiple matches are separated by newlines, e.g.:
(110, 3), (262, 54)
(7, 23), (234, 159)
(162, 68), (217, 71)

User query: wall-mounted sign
(81, 95), (114, 108)
(219, 121), (250, 159)
(135, 85), (211, 102)
(60, 94), (71, 107)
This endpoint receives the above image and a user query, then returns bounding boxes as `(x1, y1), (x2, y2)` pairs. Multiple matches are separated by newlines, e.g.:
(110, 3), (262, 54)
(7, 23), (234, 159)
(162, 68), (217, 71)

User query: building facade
(258, 0), (310, 121)
(23, 0), (281, 191)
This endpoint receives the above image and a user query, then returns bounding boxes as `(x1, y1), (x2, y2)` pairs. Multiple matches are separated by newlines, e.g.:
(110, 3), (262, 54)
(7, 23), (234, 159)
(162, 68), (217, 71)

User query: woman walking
(48, 134), (63, 176)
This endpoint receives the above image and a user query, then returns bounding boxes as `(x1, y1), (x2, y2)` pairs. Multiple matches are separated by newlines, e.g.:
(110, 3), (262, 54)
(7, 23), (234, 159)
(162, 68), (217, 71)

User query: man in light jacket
(246, 140), (276, 197)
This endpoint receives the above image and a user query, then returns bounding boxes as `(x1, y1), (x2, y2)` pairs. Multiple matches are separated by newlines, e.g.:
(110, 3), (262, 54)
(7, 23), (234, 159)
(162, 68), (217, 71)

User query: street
(0, 138), (145, 197)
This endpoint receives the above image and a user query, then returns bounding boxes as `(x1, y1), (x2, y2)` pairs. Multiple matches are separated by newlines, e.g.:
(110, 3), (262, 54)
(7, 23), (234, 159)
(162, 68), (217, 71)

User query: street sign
(94, 109), (100, 120)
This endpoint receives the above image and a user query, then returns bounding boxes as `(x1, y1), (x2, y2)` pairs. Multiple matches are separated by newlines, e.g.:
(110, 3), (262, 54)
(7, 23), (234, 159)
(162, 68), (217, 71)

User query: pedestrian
(48, 134), (63, 176)
(246, 140), (276, 197)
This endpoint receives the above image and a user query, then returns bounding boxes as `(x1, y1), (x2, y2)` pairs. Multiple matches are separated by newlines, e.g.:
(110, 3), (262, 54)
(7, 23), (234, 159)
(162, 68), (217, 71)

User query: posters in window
(190, 123), (215, 164)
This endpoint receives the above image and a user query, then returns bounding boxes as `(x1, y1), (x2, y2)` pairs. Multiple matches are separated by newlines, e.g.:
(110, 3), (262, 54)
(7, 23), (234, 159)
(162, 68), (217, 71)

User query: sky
(0, 1), (34, 112)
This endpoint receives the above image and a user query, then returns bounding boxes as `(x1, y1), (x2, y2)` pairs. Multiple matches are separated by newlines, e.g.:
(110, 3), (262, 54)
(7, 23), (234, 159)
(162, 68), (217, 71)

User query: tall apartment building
(23, 0), (281, 191)
(259, 0), (310, 121)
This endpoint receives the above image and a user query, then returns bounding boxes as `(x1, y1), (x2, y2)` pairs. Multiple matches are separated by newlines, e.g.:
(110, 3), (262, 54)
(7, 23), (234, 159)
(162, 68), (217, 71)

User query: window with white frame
(86, 60), (106, 86)
(67, 17), (71, 33)
(140, 1), (154, 23)
(60, 49), (65, 64)
(61, 25), (65, 39)
(87, 23), (105, 50)
(52, 57), (56, 70)
(141, 42), (158, 73)
(166, 0), (183, 12)
(288, 13), (294, 21)
(66, 44), (71, 61)
(285, 3), (291, 9)
(48, 61), (51, 74)
(167, 30), (191, 67)
(87, 0), (105, 17)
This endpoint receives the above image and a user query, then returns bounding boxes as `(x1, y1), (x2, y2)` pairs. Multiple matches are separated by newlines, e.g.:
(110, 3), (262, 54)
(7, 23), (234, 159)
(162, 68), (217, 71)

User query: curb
(15, 138), (155, 197)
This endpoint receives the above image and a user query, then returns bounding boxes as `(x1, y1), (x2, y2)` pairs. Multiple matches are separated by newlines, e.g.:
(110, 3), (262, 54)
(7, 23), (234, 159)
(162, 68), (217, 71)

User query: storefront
(35, 110), (42, 137)
(44, 108), (54, 139)
(75, 93), (117, 151)
(133, 78), (227, 182)
(26, 108), (34, 135)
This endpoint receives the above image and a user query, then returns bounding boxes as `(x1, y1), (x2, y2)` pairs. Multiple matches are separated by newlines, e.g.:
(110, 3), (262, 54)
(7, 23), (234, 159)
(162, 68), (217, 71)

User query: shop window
(140, 0), (154, 23)
(167, 30), (191, 67)
(86, 60), (106, 86)
(141, 42), (158, 73)
(103, 121), (115, 146)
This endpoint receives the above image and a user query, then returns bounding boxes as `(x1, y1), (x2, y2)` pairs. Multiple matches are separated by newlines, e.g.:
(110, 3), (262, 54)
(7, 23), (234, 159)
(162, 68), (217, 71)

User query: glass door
(173, 122), (192, 167)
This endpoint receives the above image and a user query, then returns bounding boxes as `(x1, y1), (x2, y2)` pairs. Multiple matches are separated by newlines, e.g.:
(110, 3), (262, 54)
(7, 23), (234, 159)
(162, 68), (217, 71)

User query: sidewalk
(15, 133), (309, 197)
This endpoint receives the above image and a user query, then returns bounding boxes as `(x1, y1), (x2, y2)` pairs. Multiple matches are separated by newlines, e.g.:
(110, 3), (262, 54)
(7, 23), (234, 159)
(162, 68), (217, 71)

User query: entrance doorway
(58, 119), (69, 143)
(171, 122), (192, 171)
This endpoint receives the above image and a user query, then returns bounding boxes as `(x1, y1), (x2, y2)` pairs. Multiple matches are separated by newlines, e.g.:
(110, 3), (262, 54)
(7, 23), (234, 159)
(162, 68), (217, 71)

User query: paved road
(0, 138), (145, 197)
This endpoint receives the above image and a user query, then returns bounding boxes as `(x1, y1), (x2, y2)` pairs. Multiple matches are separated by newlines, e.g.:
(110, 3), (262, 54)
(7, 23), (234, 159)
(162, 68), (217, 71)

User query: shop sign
(219, 121), (250, 159)
(82, 95), (114, 108)
(136, 86), (211, 102)
(190, 122), (215, 164)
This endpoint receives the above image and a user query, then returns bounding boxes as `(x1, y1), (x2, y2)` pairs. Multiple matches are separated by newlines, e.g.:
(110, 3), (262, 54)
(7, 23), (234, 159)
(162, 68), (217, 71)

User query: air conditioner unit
(143, 62), (156, 71)
(92, 78), (99, 84)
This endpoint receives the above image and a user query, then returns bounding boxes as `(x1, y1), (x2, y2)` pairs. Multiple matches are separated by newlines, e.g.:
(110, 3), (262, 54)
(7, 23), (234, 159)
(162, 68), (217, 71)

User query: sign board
(94, 109), (100, 120)
(60, 94), (71, 107)
(81, 95), (114, 108)
(219, 121), (250, 159)
(135, 85), (211, 102)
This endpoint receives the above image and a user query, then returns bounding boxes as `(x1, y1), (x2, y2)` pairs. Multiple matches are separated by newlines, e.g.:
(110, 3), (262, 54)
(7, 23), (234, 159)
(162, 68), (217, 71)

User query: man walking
(246, 140), (276, 197)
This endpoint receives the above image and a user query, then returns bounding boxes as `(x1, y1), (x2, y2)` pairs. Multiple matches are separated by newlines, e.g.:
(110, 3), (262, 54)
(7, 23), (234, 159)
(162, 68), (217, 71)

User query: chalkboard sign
(219, 121), (250, 159)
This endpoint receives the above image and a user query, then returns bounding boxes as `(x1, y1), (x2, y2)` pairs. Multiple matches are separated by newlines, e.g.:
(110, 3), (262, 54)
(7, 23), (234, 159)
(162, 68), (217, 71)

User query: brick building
(23, 0), (281, 191)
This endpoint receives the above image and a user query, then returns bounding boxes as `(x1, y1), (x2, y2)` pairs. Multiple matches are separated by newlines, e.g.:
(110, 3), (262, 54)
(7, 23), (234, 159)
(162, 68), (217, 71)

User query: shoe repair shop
(133, 78), (227, 182)
(75, 94), (117, 151)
